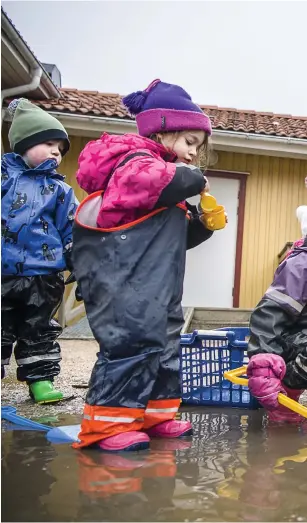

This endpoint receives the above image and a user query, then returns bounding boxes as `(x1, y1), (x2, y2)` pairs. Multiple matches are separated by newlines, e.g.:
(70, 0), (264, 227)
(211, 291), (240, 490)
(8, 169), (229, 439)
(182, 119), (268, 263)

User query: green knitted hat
(7, 98), (70, 156)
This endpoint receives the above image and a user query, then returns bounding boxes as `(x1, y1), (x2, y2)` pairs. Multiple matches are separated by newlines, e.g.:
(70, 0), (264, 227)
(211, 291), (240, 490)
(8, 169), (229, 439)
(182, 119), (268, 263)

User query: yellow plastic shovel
(224, 366), (307, 418)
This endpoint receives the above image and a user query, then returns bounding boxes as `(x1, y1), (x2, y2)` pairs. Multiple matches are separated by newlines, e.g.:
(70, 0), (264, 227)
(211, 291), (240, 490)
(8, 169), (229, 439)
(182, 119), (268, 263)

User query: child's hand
(202, 177), (210, 193)
(247, 353), (286, 409)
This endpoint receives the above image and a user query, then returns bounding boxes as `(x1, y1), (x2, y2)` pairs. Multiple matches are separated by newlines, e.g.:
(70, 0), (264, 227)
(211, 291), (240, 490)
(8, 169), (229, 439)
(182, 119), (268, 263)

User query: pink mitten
(247, 353), (286, 409)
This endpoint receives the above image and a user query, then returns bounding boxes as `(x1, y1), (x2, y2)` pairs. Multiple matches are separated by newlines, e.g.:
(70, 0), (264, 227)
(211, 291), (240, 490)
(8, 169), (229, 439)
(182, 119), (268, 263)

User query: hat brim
(13, 128), (70, 157)
(136, 108), (212, 137)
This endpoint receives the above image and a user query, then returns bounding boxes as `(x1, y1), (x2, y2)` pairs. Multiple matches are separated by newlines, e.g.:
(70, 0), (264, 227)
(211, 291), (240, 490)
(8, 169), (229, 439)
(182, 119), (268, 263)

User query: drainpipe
(1, 67), (42, 136)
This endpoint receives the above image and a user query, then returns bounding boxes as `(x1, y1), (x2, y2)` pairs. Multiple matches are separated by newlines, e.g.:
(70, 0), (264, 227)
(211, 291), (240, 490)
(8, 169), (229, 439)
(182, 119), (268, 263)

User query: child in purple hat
(72, 79), (227, 452)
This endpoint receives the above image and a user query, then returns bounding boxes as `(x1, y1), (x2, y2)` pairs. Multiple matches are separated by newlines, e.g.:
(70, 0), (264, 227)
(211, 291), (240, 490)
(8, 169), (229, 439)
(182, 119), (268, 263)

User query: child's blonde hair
(150, 131), (212, 171)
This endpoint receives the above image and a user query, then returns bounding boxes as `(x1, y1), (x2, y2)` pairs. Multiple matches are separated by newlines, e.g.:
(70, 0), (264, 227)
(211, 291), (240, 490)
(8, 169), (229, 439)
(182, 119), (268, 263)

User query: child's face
(159, 130), (206, 164)
(23, 140), (64, 168)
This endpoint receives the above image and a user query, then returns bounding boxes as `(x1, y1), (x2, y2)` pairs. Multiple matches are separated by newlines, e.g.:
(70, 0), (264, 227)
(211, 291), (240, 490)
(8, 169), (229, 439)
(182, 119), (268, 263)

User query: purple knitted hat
(122, 79), (212, 137)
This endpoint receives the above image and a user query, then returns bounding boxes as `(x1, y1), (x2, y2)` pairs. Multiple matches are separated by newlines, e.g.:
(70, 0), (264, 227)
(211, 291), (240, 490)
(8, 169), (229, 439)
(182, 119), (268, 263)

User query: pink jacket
(76, 133), (177, 229)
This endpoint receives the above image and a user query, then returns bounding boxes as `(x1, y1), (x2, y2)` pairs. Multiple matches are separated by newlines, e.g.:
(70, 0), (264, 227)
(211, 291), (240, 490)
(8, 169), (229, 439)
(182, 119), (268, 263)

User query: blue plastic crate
(216, 326), (250, 342)
(179, 329), (259, 409)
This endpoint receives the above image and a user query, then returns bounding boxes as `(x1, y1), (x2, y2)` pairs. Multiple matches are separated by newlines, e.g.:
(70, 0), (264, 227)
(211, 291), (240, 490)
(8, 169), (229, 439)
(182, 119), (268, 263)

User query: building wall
(60, 135), (89, 203)
(214, 151), (307, 307)
(2, 129), (306, 309)
(62, 141), (306, 308)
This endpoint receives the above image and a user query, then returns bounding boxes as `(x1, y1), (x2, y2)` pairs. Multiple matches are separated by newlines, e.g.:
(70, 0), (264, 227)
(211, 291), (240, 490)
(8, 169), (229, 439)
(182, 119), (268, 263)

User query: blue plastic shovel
(1, 406), (81, 444)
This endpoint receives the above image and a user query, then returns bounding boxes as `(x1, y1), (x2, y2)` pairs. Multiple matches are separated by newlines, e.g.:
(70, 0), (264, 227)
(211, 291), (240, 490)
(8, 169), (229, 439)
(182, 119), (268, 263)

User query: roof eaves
(1, 7), (61, 99)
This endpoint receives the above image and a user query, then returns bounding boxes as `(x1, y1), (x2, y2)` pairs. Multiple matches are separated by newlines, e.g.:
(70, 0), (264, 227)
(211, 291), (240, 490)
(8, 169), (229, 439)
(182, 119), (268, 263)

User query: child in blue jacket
(1, 98), (78, 403)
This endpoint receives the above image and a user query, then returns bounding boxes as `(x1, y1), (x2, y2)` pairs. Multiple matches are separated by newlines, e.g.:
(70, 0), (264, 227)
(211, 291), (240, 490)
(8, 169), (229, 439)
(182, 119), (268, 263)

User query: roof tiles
(13, 87), (307, 139)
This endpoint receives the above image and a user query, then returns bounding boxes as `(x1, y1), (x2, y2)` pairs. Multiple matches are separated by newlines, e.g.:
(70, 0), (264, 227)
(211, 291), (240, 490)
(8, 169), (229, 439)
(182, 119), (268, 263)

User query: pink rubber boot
(268, 387), (305, 424)
(97, 431), (150, 452)
(101, 453), (148, 469)
(145, 420), (193, 438)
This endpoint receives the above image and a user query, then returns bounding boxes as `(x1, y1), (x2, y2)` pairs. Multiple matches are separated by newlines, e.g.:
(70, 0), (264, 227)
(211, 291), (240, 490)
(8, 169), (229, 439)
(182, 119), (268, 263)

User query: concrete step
(189, 308), (251, 332)
(192, 307), (253, 323)
(61, 307), (195, 339)
(61, 307), (252, 340)
(189, 319), (250, 331)
(60, 316), (93, 340)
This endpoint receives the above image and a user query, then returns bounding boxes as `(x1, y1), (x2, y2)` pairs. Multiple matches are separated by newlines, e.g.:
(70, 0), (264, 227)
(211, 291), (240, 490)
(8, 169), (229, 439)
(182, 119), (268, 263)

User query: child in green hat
(1, 98), (78, 404)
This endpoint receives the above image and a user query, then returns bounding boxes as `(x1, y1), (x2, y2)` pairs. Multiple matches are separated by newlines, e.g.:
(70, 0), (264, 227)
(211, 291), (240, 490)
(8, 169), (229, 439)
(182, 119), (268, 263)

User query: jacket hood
(76, 133), (175, 195)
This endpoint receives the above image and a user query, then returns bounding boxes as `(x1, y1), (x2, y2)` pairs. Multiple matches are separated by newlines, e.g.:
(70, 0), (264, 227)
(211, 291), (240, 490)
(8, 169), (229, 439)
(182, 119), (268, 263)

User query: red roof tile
(32, 89), (128, 119)
(7, 88), (307, 139)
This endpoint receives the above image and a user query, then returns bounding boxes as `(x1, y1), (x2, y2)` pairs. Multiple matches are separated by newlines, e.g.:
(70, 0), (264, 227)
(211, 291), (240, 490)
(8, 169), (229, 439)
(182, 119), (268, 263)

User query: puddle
(2, 408), (307, 522)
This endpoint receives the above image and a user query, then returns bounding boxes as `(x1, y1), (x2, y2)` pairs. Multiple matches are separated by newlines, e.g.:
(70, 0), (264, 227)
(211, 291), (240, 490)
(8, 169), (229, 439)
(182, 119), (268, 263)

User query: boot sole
(34, 394), (75, 405)
(147, 428), (194, 438)
(35, 398), (63, 405)
(178, 428), (194, 438)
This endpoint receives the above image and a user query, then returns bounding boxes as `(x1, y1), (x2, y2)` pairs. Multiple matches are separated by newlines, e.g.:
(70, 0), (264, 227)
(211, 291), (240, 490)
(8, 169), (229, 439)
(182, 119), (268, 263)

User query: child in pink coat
(72, 79), (226, 451)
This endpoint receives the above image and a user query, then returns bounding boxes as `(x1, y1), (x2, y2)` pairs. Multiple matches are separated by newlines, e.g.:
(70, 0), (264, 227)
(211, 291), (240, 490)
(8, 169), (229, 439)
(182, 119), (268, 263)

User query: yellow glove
(200, 205), (228, 231)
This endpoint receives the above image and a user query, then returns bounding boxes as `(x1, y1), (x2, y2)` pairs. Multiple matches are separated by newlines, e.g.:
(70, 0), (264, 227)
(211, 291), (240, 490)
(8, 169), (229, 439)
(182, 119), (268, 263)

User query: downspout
(1, 66), (42, 103)
(1, 67), (42, 136)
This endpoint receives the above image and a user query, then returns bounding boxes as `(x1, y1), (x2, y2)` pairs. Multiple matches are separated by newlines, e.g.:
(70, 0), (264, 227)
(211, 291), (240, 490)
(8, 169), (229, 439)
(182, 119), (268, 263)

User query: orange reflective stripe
(146, 398), (180, 411)
(80, 474), (142, 497)
(78, 453), (143, 497)
(141, 462), (177, 478)
(73, 404), (145, 449)
(143, 398), (181, 430)
(82, 404), (144, 420)
(146, 407), (178, 413)
(142, 450), (176, 478)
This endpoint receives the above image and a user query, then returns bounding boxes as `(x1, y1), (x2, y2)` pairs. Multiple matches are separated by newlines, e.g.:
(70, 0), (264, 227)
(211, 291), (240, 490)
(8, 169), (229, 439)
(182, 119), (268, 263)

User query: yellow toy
(273, 447), (307, 473)
(224, 366), (307, 418)
(200, 192), (227, 231)
(216, 446), (307, 501)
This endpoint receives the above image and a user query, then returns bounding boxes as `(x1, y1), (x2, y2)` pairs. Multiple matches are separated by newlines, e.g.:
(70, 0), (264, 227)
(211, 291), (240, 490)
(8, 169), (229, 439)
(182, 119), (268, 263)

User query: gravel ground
(1, 339), (306, 420)
(1, 340), (98, 419)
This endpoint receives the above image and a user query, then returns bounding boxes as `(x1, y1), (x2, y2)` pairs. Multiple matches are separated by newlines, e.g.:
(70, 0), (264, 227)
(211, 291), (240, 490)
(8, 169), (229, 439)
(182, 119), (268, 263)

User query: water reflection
(75, 439), (197, 522)
(1, 430), (57, 522)
(2, 408), (307, 522)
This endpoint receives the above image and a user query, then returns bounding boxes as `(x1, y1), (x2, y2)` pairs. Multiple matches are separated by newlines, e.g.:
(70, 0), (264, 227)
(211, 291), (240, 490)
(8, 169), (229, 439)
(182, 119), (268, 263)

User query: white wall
(183, 176), (240, 308)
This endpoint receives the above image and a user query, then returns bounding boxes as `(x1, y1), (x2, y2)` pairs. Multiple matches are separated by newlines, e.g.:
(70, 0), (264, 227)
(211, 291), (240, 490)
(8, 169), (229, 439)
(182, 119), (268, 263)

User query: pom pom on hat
(122, 90), (147, 115)
(122, 79), (161, 115)
(7, 98), (27, 118)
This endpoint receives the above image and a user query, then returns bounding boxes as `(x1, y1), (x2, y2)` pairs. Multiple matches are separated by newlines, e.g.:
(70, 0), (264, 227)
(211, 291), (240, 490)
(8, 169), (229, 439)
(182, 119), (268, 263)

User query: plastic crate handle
(228, 340), (248, 348)
(224, 366), (307, 419)
(181, 329), (236, 345)
(196, 329), (228, 337)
